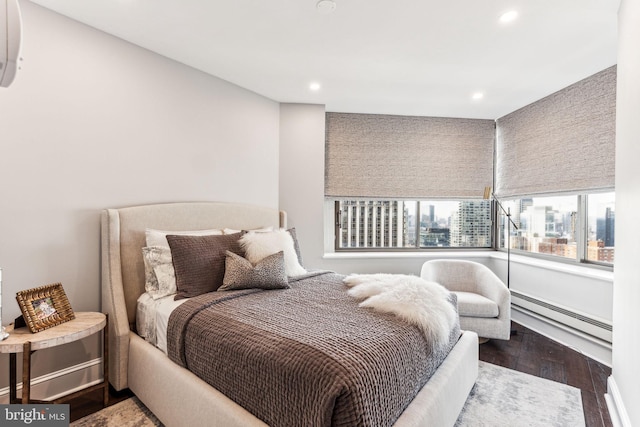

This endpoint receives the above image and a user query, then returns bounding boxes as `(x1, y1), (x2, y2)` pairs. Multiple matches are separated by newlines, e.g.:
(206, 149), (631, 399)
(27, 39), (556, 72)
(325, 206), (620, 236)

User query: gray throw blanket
(167, 271), (460, 427)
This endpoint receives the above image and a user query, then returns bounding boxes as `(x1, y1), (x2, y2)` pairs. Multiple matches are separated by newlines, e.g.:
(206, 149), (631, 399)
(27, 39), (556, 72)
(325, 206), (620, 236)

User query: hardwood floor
(69, 321), (613, 426)
(69, 386), (133, 423)
(480, 322), (613, 427)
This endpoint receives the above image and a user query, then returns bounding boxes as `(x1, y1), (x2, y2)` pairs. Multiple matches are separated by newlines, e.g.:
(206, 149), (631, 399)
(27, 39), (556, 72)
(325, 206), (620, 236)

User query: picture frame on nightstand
(16, 282), (75, 333)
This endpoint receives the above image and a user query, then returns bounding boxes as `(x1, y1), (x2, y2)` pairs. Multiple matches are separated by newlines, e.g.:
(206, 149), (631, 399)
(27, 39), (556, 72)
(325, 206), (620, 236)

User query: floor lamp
(484, 187), (518, 288)
(484, 188), (518, 336)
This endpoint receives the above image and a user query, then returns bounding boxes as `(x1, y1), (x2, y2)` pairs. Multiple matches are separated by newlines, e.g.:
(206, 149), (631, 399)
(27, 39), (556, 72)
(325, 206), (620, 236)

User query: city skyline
(337, 196), (614, 263)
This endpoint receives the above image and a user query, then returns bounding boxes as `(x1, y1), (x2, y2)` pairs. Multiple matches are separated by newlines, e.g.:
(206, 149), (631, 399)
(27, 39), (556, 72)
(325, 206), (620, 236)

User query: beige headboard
(101, 202), (285, 390)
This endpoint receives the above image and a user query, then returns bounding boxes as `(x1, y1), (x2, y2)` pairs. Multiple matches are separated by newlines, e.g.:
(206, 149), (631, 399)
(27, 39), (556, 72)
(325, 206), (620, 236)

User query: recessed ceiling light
(309, 82), (321, 91)
(499, 10), (518, 23)
(316, 0), (336, 14)
(472, 92), (484, 100)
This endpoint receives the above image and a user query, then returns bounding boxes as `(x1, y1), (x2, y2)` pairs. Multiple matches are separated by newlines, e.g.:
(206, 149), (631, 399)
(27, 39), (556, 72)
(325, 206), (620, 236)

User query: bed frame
(101, 202), (478, 427)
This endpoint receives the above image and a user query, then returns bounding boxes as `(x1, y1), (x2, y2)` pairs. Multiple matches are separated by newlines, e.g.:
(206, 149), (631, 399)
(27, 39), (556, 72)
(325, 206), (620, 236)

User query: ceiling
(28, 0), (619, 119)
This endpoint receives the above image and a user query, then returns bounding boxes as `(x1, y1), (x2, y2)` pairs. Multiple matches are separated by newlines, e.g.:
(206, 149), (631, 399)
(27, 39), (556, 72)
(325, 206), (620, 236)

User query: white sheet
(136, 292), (186, 354)
(156, 296), (186, 354)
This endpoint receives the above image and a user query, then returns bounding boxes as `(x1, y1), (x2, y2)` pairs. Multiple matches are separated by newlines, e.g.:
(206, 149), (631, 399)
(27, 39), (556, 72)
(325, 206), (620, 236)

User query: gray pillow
(287, 227), (304, 266)
(219, 250), (289, 291)
(167, 233), (243, 300)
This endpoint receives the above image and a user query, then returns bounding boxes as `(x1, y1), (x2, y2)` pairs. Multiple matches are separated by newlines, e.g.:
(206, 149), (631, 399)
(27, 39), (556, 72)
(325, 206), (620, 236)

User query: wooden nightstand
(0, 312), (109, 405)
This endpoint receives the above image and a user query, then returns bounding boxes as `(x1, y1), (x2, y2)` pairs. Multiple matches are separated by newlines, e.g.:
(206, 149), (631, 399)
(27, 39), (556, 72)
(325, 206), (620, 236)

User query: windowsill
(491, 251), (614, 281)
(323, 250), (614, 282)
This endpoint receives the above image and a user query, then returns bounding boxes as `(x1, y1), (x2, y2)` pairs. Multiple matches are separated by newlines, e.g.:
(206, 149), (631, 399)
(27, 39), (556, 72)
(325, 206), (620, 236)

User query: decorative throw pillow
(141, 246), (176, 299)
(143, 228), (223, 297)
(167, 233), (243, 300)
(219, 251), (289, 291)
(239, 229), (307, 277)
(142, 247), (161, 293)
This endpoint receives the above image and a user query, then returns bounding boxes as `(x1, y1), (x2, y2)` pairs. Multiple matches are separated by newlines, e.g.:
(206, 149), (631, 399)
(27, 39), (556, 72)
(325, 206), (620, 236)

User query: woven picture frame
(16, 283), (75, 333)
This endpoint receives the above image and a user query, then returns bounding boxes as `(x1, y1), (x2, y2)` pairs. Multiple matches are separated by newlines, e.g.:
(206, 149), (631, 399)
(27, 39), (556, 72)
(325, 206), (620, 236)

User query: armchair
(420, 259), (511, 341)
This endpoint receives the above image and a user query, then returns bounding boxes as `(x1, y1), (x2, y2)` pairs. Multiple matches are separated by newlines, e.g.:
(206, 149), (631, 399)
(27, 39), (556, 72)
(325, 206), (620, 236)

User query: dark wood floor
(69, 321), (612, 426)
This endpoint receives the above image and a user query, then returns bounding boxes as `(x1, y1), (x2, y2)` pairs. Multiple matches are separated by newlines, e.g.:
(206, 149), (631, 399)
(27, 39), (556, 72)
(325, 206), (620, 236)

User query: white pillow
(145, 228), (223, 247)
(222, 226), (273, 235)
(240, 229), (307, 277)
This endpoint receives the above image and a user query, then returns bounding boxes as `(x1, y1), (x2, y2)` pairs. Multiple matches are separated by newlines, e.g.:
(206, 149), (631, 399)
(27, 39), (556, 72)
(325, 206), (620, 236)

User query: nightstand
(0, 312), (109, 405)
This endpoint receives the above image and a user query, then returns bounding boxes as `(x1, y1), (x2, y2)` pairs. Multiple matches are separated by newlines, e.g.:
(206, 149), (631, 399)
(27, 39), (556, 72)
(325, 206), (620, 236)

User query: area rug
(72, 361), (584, 427)
(71, 396), (162, 427)
(455, 361), (584, 427)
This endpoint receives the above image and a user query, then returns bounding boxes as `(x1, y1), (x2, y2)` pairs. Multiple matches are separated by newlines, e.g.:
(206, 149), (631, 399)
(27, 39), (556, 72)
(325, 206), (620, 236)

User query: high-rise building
(604, 207), (615, 247)
(596, 207), (615, 247)
(421, 228), (450, 247)
(338, 200), (406, 248)
(450, 200), (491, 247)
(588, 240), (615, 263)
(513, 198), (533, 229)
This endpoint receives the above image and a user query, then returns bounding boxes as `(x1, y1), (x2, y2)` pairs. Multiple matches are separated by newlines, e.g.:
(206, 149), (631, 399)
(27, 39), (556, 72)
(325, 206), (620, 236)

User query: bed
(101, 201), (478, 427)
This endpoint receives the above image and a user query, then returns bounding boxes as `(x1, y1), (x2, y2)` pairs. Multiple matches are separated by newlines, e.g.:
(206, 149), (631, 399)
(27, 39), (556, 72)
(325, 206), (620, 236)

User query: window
(333, 192), (614, 267)
(334, 200), (492, 250)
(586, 192), (615, 264)
(497, 192), (614, 265)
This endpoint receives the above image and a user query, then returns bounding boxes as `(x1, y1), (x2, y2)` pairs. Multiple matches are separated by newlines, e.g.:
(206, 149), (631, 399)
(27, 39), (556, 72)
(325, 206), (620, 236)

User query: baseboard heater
(510, 290), (612, 343)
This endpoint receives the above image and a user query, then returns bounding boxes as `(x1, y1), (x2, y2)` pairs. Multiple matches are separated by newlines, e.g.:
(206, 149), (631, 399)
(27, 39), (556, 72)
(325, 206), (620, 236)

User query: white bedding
(136, 292), (185, 354)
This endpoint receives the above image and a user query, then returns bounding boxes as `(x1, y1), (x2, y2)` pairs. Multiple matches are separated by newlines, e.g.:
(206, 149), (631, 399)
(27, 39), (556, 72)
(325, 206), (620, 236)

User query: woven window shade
(495, 66), (616, 198)
(325, 113), (495, 199)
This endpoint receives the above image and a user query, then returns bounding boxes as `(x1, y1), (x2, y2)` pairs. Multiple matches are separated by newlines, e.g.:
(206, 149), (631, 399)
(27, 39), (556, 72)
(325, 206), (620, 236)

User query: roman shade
(495, 66), (616, 198)
(325, 113), (495, 199)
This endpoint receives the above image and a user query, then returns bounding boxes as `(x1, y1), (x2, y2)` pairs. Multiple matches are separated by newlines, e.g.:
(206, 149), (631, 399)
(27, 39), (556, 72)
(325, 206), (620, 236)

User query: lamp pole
(493, 197), (518, 288)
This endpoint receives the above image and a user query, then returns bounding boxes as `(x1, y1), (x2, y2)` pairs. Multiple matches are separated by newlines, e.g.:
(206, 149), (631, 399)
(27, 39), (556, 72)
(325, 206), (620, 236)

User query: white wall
(487, 254), (613, 365)
(0, 1), (279, 394)
(278, 104), (326, 268)
(608, 1), (640, 425)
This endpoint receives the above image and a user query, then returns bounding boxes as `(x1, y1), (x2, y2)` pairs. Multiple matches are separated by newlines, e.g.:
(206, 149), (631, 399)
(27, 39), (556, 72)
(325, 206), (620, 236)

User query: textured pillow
(167, 233), (243, 300)
(219, 251), (289, 291)
(143, 228), (223, 297)
(142, 247), (161, 293)
(240, 229), (307, 276)
(287, 227), (304, 266)
(141, 246), (176, 299)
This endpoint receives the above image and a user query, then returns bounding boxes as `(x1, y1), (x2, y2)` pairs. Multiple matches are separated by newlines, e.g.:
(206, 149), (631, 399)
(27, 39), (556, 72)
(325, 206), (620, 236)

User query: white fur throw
(343, 274), (457, 349)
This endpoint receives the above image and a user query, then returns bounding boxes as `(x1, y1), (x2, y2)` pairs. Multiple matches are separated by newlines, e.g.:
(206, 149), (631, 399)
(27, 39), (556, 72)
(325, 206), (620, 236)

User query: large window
(497, 192), (614, 265)
(333, 193), (614, 266)
(335, 200), (492, 250)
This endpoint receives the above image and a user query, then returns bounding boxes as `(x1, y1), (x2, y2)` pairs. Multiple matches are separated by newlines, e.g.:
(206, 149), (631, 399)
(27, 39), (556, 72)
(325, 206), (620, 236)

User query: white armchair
(420, 259), (511, 341)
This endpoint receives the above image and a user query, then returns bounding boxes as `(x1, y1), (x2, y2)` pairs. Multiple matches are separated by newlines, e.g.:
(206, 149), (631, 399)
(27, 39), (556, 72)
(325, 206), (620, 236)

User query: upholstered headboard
(101, 202), (285, 390)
